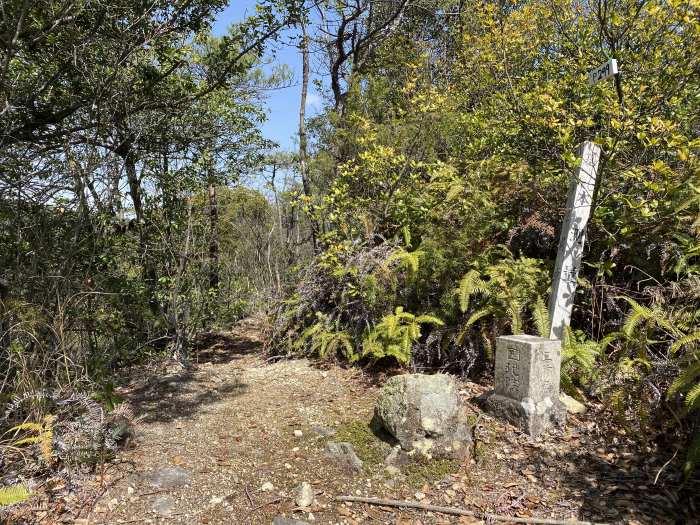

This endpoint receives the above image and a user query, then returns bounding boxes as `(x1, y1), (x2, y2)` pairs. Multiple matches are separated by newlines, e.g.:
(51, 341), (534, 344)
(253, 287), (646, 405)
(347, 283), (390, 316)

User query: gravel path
(76, 322), (689, 525)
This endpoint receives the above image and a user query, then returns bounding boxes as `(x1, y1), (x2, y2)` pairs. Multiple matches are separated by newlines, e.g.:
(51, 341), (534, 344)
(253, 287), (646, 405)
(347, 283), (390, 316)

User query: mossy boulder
(375, 374), (471, 460)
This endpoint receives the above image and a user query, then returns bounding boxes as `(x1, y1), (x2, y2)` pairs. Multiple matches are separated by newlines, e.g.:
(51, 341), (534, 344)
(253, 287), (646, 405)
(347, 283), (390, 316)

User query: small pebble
(294, 430), (303, 437)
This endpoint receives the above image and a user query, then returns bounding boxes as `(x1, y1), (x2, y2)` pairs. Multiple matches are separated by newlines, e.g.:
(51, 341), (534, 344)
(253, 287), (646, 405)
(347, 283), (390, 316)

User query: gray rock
(481, 392), (566, 436)
(272, 517), (310, 525)
(310, 424), (336, 437)
(384, 445), (410, 466)
(294, 481), (314, 507)
(560, 392), (586, 414)
(324, 441), (363, 473)
(374, 374), (471, 459)
(152, 496), (176, 516)
(147, 466), (191, 489)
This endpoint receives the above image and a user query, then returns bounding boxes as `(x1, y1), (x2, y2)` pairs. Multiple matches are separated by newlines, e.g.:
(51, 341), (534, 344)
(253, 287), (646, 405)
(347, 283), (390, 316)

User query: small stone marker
(548, 140), (602, 340)
(482, 335), (566, 436)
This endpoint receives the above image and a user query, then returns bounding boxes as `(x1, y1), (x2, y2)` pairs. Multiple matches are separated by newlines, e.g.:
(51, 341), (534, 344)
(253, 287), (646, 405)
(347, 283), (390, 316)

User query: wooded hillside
(1, 0), (699, 519)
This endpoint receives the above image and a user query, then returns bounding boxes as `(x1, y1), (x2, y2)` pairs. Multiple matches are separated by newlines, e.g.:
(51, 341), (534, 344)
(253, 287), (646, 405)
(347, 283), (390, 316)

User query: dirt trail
(79, 320), (689, 525)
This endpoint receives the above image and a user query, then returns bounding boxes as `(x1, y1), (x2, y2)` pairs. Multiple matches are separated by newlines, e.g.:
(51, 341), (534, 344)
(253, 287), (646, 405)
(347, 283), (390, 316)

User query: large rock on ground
(374, 374), (471, 459)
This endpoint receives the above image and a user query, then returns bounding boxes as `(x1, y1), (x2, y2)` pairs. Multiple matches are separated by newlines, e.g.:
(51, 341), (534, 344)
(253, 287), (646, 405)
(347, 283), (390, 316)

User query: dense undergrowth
(0, 0), (307, 509)
(268, 0), (700, 477)
(1, 0), (699, 513)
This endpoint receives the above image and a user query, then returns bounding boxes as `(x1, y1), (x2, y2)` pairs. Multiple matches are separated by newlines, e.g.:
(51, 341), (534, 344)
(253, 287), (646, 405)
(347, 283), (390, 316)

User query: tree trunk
(124, 149), (144, 225)
(208, 179), (219, 290)
(298, 19), (319, 253)
(121, 145), (158, 315)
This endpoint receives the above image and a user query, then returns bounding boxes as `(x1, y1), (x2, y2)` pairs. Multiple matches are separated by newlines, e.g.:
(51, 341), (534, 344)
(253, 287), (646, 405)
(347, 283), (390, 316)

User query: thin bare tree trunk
(298, 18), (318, 253)
(208, 174), (219, 290)
(124, 150), (143, 225)
(172, 200), (193, 364)
(122, 146), (158, 315)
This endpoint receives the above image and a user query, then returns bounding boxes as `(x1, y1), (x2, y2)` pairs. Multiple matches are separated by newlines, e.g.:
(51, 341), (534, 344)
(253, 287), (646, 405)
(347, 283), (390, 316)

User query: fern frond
(12, 436), (41, 446)
(336, 333), (354, 360)
(620, 297), (683, 338)
(668, 361), (700, 398)
(294, 322), (323, 350)
(686, 383), (700, 410)
(415, 314), (444, 326)
(4, 422), (43, 436)
(7, 416), (54, 463)
(600, 331), (624, 351)
(621, 297), (656, 336)
(457, 270), (489, 313)
(465, 308), (490, 328)
(385, 249), (424, 274)
(532, 296), (550, 338)
(683, 431), (700, 479)
(401, 225), (411, 247)
(507, 299), (523, 334)
(671, 331), (700, 353)
(0, 484), (30, 506)
(561, 327), (601, 386)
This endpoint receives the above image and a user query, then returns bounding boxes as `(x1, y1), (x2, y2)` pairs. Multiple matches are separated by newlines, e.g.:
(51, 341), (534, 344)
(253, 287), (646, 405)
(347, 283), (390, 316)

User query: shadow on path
(122, 330), (264, 425)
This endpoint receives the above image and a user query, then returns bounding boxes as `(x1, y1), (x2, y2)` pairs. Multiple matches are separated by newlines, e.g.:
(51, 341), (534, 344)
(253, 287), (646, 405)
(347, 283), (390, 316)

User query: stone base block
(481, 391), (566, 437)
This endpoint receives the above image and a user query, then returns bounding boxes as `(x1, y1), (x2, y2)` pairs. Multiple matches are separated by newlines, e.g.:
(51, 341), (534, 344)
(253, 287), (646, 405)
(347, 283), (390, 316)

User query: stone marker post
(548, 141), (602, 340)
(483, 335), (566, 436)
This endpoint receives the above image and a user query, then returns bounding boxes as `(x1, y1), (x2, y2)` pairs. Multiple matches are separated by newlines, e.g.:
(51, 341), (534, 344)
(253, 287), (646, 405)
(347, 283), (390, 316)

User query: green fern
(292, 318), (356, 361)
(293, 321), (324, 351)
(0, 484), (30, 506)
(684, 432), (700, 479)
(5, 415), (55, 464)
(453, 253), (548, 349)
(384, 247), (424, 275)
(361, 307), (443, 364)
(531, 296), (550, 338)
(614, 295), (700, 477)
(506, 299), (523, 335)
(456, 269), (490, 313)
(316, 330), (354, 361)
(668, 361), (700, 400)
(670, 330), (700, 353)
(561, 327), (601, 392)
(686, 383), (700, 410)
(620, 297), (683, 338)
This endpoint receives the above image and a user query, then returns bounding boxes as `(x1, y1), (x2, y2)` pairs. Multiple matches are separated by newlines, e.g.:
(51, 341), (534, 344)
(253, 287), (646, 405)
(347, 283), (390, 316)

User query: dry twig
(335, 495), (609, 525)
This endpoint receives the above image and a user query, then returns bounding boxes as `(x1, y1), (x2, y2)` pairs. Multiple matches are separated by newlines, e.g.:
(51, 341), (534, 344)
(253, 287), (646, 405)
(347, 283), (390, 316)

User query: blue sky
(212, 1), (324, 153)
